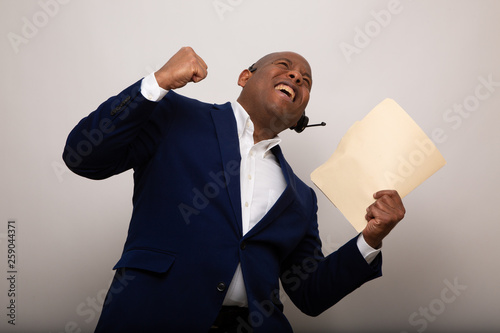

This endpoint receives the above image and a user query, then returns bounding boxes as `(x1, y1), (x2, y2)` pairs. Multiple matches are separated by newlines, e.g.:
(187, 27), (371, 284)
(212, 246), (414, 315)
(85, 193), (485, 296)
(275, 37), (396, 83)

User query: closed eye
(274, 59), (312, 88)
(276, 61), (289, 69)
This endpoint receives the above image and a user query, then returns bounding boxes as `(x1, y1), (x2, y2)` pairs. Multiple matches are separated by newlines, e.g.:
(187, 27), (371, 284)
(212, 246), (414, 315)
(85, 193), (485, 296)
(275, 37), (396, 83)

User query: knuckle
(399, 207), (406, 218)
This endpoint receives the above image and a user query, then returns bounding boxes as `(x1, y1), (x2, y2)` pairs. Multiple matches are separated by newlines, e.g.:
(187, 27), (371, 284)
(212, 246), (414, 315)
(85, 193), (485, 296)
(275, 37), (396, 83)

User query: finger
(373, 189), (399, 200)
(189, 49), (208, 82)
(368, 204), (392, 222)
(374, 190), (403, 206)
(365, 207), (373, 221)
(374, 195), (398, 211)
(192, 73), (206, 83)
(374, 190), (404, 210)
(194, 53), (208, 70)
(372, 198), (406, 225)
(365, 200), (381, 221)
(191, 62), (208, 83)
(365, 204), (387, 222)
(191, 54), (208, 82)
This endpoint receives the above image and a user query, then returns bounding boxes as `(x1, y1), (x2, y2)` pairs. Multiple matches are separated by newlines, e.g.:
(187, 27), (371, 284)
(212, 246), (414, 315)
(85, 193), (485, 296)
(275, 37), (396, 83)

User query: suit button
(217, 282), (226, 292)
(240, 241), (246, 250)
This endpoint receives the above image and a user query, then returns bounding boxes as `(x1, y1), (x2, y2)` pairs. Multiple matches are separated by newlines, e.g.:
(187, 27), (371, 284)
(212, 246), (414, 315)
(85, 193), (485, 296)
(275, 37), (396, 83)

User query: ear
(237, 69), (252, 88)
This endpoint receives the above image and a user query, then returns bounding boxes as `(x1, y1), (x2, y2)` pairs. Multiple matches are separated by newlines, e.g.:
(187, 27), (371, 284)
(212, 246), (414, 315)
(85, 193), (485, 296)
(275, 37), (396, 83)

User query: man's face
(237, 52), (313, 134)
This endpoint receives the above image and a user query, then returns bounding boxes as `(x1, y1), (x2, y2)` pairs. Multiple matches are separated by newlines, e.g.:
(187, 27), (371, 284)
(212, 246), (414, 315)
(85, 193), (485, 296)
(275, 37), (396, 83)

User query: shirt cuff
(357, 233), (381, 265)
(140, 72), (169, 102)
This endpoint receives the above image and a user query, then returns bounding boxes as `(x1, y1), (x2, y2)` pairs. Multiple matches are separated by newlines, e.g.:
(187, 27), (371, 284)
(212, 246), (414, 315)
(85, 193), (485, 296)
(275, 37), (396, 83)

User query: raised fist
(154, 47), (208, 90)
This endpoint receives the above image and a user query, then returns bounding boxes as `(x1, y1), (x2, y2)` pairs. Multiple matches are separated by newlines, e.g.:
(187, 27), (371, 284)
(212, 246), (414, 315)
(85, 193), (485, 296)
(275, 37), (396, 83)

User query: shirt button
(248, 175), (252, 180)
(245, 202), (249, 207)
(217, 282), (226, 292)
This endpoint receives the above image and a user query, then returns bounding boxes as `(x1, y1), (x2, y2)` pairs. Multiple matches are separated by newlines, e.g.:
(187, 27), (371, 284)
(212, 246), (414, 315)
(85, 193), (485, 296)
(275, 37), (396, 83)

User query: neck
(237, 101), (287, 143)
(252, 125), (278, 143)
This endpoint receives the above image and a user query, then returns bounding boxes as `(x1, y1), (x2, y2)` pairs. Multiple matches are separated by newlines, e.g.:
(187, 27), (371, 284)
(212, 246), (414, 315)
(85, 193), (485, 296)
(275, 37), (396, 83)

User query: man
(63, 47), (405, 332)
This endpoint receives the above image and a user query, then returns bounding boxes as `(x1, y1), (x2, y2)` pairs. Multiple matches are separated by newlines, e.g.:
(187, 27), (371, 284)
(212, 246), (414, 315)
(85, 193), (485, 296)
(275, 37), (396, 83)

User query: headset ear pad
(290, 113), (309, 133)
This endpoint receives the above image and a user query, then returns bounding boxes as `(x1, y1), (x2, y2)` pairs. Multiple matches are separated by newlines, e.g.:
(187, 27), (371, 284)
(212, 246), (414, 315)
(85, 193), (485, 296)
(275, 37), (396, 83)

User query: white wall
(1, 0), (499, 332)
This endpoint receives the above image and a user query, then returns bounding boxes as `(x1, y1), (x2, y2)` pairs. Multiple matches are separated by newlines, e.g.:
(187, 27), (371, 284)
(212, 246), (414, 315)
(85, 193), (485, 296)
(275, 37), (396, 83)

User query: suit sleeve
(280, 189), (382, 317)
(62, 80), (165, 180)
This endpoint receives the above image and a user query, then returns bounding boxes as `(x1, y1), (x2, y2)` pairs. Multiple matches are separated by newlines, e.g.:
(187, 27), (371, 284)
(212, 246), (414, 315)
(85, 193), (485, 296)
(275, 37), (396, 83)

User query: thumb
(191, 70), (207, 83)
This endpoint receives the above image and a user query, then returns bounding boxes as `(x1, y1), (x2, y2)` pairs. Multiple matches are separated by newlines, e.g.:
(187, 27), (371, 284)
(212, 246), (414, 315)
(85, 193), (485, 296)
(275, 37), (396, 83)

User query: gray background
(1, 0), (499, 332)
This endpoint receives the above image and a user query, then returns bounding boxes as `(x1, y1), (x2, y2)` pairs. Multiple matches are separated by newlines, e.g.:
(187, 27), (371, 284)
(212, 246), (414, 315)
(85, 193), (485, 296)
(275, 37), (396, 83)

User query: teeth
(275, 84), (295, 101)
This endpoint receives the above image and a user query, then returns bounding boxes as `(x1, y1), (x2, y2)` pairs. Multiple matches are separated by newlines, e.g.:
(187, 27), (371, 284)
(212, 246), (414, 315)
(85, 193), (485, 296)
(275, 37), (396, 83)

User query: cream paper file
(310, 98), (446, 232)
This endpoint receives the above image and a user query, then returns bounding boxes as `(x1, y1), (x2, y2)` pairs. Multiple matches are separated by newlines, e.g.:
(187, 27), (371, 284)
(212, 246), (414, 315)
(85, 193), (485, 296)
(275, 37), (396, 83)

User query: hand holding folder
(311, 99), (446, 233)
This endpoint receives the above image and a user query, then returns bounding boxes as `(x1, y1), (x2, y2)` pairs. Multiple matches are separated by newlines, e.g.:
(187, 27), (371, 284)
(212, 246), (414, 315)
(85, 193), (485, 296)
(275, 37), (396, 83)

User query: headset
(290, 113), (326, 133)
(248, 63), (326, 134)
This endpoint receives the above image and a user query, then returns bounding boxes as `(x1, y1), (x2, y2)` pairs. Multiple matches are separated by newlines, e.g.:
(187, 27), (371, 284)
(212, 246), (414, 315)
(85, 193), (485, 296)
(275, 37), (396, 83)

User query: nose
(287, 70), (303, 85)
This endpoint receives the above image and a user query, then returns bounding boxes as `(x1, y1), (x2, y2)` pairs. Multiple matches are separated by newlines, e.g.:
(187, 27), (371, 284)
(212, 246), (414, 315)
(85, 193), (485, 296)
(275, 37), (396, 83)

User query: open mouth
(275, 84), (295, 102)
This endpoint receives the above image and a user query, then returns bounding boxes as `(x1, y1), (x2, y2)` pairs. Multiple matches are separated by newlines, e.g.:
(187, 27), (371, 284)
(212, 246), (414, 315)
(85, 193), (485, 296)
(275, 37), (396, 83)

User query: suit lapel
(210, 103), (243, 236)
(244, 145), (296, 238)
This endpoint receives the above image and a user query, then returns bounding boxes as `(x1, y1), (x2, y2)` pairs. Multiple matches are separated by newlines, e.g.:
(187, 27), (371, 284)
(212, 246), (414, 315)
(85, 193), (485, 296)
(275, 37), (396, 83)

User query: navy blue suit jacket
(63, 80), (382, 332)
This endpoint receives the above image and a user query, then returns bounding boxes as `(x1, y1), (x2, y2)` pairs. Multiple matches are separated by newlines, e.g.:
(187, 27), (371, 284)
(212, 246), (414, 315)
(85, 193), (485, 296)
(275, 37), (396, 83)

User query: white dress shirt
(139, 73), (381, 307)
(222, 101), (287, 306)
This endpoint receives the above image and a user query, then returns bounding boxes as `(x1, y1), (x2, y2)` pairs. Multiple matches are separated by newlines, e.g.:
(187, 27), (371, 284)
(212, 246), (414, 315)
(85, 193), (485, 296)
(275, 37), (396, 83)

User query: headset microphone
(290, 113), (326, 133)
(305, 122), (327, 128)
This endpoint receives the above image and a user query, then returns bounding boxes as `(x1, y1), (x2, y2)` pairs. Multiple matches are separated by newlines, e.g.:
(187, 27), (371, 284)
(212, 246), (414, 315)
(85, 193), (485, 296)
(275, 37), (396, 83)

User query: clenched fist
(154, 47), (208, 90)
(363, 190), (406, 249)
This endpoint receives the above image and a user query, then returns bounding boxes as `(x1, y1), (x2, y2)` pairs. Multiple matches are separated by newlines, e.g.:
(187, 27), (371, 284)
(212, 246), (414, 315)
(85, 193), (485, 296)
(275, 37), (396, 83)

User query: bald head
(247, 51), (312, 86)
